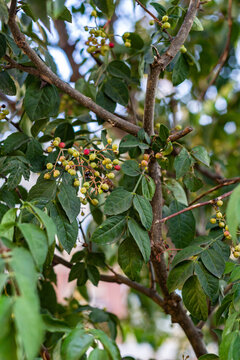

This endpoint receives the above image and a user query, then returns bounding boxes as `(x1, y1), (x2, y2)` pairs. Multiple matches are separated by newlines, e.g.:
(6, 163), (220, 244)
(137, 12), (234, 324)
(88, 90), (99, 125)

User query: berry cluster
(84, 25), (114, 56)
(44, 137), (121, 206)
(161, 15), (171, 29)
(210, 199), (232, 240)
(0, 104), (9, 120)
(122, 33), (131, 48)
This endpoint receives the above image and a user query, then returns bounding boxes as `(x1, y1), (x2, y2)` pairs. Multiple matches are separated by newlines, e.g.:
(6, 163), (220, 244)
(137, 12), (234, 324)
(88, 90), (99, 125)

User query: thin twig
(156, 190), (233, 224)
(169, 126), (193, 142)
(149, 260), (156, 291)
(199, 0), (232, 100)
(189, 177), (240, 205)
(135, 0), (172, 41)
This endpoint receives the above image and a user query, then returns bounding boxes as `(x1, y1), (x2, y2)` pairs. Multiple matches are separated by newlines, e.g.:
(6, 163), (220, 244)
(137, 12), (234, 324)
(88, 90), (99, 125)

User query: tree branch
(52, 254), (164, 307)
(157, 189), (233, 224)
(7, 0), (140, 136)
(199, 0), (232, 100)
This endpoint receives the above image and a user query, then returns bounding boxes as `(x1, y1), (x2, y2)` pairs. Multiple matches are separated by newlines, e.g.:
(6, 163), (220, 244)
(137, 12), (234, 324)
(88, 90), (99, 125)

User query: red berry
(109, 42), (115, 48)
(59, 142), (65, 148)
(84, 149), (90, 155)
(114, 165), (121, 171)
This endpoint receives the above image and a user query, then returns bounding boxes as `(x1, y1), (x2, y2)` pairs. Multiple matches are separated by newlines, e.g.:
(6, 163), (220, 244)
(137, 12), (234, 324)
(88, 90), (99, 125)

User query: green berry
(210, 218), (216, 224)
(46, 163), (53, 170)
(217, 200), (223, 207)
(53, 170), (60, 178)
(162, 22), (171, 29)
(80, 187), (87, 194)
(162, 15), (169, 22)
(180, 45), (187, 54)
(149, 20), (155, 26)
(91, 199), (99, 206)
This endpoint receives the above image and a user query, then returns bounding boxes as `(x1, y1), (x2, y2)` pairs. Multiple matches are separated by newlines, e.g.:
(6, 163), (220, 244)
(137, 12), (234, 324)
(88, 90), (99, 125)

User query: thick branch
(8, 0), (140, 136)
(52, 255), (164, 307)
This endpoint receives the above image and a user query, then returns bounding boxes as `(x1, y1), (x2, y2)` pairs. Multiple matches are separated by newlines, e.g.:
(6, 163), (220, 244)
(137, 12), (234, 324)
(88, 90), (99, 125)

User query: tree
(0, 0), (239, 358)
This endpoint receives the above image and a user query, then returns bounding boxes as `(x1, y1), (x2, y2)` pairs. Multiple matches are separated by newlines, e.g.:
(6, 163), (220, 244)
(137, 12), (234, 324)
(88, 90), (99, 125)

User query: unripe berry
(98, 189), (103, 194)
(59, 156), (65, 162)
(68, 148), (74, 155)
(226, 235), (232, 240)
(91, 199), (99, 206)
(225, 225), (229, 231)
(46, 163), (53, 170)
(224, 231), (230, 237)
(90, 162), (97, 168)
(44, 173), (51, 180)
(113, 159), (119, 165)
(53, 170), (60, 178)
(74, 180), (80, 187)
(180, 45), (187, 54)
(125, 41), (131, 48)
(91, 10), (97, 17)
(55, 137), (61, 142)
(84, 26), (88, 31)
(83, 182), (90, 188)
(112, 144), (118, 151)
(162, 22), (171, 29)
(105, 158), (111, 164)
(47, 146), (53, 153)
(123, 32), (130, 39)
(65, 165), (70, 171)
(141, 160), (148, 167)
(143, 154), (150, 161)
(80, 187), (87, 194)
(106, 164), (113, 169)
(217, 200), (223, 207)
(114, 165), (121, 171)
(233, 251), (240, 258)
(94, 171), (100, 177)
(175, 124), (182, 131)
(219, 221), (225, 228)
(156, 123), (160, 129)
(53, 140), (60, 147)
(59, 142), (65, 148)
(162, 15), (169, 22)
(68, 161), (74, 166)
(84, 149), (90, 155)
(107, 138), (112, 144)
(107, 172), (115, 179)
(216, 212), (222, 219)
(101, 183), (109, 191)
(149, 20), (155, 26)
(235, 244), (240, 251)
(155, 153), (162, 159)
(73, 151), (79, 158)
(109, 42), (115, 48)
(69, 169), (76, 176)
(89, 153), (96, 161)
(2, 109), (9, 115)
(210, 218), (216, 224)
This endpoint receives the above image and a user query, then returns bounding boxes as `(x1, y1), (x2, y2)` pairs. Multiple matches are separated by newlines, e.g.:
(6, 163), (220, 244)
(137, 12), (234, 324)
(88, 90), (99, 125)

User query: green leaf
(121, 160), (141, 177)
(133, 195), (153, 230)
(182, 275), (208, 321)
(28, 178), (57, 202)
(201, 249), (225, 278)
(61, 328), (94, 360)
(0, 273), (8, 293)
(141, 176), (156, 201)
(171, 245), (203, 268)
(183, 172), (203, 192)
(0, 33), (6, 58)
(0, 71), (16, 95)
(96, 91), (116, 113)
(172, 54), (189, 86)
(159, 124), (170, 142)
(219, 331), (240, 360)
(87, 265), (100, 286)
(89, 349), (109, 360)
(167, 261), (194, 293)
(199, 355), (219, 360)
(128, 218), (151, 262)
(167, 200), (196, 248)
(53, 0), (66, 17)
(24, 78), (60, 121)
(24, 202), (56, 245)
(17, 223), (48, 269)
(107, 61), (131, 80)
(104, 78), (129, 106)
(192, 16), (204, 31)
(174, 147), (193, 179)
(195, 262), (219, 301)
(48, 202), (78, 253)
(164, 179), (188, 206)
(229, 266), (240, 283)
(55, 123), (75, 143)
(0, 0), (8, 23)
(118, 237), (144, 280)
(150, 2), (166, 17)
(27, 0), (50, 29)
(91, 216), (126, 244)
(14, 296), (44, 360)
(69, 262), (85, 281)
(104, 188), (133, 215)
(0, 208), (17, 241)
(191, 146), (210, 167)
(58, 183), (80, 223)
(89, 329), (121, 360)
(56, 6), (72, 22)
(226, 184), (240, 245)
(92, 0), (115, 18)
(119, 135), (148, 154)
